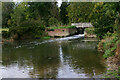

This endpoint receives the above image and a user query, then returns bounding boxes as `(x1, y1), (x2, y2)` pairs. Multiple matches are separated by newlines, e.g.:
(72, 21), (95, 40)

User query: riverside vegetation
(1, 2), (120, 78)
(91, 2), (120, 78)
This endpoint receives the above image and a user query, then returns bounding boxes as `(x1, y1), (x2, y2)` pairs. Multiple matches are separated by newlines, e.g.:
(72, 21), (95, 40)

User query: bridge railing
(71, 23), (93, 28)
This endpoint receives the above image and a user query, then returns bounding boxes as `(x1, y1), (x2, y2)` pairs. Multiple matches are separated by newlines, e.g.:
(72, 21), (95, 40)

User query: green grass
(103, 69), (120, 79)
(42, 36), (51, 39)
(46, 26), (76, 30)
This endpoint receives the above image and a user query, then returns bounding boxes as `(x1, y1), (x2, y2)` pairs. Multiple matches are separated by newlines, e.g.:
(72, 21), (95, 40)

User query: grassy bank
(46, 26), (76, 31)
(98, 32), (119, 58)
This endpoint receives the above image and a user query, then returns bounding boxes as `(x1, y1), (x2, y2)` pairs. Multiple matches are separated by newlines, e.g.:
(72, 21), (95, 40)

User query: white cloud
(57, 0), (62, 7)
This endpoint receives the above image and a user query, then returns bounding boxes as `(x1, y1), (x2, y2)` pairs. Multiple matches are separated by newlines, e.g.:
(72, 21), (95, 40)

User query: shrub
(2, 31), (10, 38)
(103, 46), (116, 58)
(85, 27), (95, 35)
(99, 32), (119, 58)
(48, 17), (59, 27)
(9, 25), (45, 40)
(104, 69), (120, 79)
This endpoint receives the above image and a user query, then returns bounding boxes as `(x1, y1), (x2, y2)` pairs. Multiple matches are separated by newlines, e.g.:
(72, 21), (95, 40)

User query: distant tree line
(2, 2), (120, 39)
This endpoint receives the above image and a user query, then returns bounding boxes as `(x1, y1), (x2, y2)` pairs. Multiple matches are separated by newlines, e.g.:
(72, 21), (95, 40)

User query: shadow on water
(61, 40), (106, 78)
(2, 34), (106, 78)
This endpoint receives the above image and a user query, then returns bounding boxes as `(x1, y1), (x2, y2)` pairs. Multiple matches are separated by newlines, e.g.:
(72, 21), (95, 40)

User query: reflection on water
(1, 35), (106, 78)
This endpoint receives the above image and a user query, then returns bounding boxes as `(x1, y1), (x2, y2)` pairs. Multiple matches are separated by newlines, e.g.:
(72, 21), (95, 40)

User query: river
(1, 34), (106, 78)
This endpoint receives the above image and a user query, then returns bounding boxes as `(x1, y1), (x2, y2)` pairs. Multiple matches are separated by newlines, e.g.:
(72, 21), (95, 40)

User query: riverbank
(103, 55), (120, 78)
(97, 32), (120, 78)
(84, 27), (96, 38)
(84, 32), (96, 38)
(2, 39), (14, 43)
(107, 55), (120, 71)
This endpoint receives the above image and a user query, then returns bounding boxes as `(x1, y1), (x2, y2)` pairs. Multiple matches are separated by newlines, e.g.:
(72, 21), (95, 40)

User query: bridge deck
(71, 23), (93, 28)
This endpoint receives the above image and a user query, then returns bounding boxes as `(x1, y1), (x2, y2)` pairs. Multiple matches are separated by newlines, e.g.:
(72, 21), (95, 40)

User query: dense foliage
(95, 2), (120, 78)
(2, 2), (120, 41)
(2, 2), (61, 39)
(93, 2), (120, 58)
(85, 27), (95, 35)
(60, 2), (69, 24)
(2, 2), (14, 28)
(98, 33), (119, 58)
(91, 2), (120, 39)
(48, 17), (60, 27)
(66, 2), (94, 23)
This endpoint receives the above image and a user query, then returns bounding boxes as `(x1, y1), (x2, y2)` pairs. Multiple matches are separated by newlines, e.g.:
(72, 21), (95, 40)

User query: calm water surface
(1, 34), (106, 78)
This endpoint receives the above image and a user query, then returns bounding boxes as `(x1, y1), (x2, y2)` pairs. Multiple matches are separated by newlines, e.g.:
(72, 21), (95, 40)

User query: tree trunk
(116, 43), (120, 56)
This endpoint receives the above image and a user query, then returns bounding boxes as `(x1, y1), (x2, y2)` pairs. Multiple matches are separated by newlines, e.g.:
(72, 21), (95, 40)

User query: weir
(46, 23), (93, 37)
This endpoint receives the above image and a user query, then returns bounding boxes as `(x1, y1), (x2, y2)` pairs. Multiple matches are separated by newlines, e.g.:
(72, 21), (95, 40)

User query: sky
(57, 0), (62, 7)
(13, 0), (23, 2)
(12, 0), (63, 7)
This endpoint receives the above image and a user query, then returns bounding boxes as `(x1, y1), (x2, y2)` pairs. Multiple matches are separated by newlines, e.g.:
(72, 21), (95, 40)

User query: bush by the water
(85, 27), (95, 35)
(98, 32), (119, 58)
(104, 66), (120, 79)
(9, 25), (45, 40)
(104, 69), (120, 79)
(2, 31), (10, 38)
(48, 17), (62, 27)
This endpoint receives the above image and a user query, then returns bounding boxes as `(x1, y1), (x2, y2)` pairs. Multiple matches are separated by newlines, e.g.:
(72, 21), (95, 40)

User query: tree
(91, 2), (119, 38)
(60, 2), (69, 24)
(28, 2), (60, 27)
(50, 2), (60, 20)
(9, 2), (46, 39)
(9, 2), (60, 39)
(66, 2), (94, 23)
(2, 2), (14, 28)
(48, 17), (59, 26)
(10, 2), (30, 27)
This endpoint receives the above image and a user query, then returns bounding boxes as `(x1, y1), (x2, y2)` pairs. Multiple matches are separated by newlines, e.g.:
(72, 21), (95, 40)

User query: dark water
(1, 35), (106, 78)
